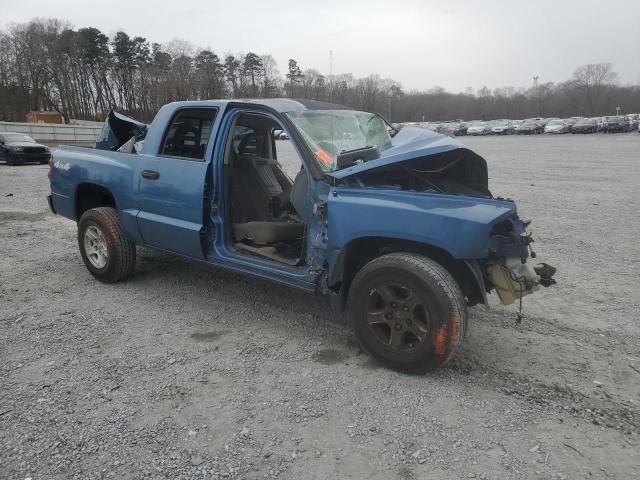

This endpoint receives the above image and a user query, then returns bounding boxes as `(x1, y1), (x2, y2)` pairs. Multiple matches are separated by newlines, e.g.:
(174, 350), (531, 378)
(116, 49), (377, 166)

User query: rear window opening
(159, 108), (218, 160)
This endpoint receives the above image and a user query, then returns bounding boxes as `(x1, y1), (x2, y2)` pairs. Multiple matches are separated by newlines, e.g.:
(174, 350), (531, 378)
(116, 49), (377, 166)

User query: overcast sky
(2, 0), (639, 92)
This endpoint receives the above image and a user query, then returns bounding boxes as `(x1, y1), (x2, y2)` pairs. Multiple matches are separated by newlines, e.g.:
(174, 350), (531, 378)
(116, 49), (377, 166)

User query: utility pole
(329, 49), (333, 102)
(533, 76), (539, 117)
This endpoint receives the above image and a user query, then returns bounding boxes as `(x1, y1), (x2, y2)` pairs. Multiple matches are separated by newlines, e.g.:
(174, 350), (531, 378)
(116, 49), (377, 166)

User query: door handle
(141, 170), (160, 180)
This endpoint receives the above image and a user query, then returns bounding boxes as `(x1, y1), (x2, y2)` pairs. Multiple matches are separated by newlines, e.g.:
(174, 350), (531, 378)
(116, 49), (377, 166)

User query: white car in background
(467, 122), (491, 135)
(491, 121), (516, 135)
(544, 119), (570, 134)
(626, 113), (639, 130)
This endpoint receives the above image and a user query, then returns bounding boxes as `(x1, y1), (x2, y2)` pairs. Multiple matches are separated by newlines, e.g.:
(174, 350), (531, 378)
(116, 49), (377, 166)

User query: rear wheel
(348, 253), (467, 372)
(78, 207), (136, 283)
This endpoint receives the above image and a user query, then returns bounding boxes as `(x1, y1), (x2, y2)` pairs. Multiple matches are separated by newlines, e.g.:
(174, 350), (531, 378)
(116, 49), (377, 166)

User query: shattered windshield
(286, 110), (392, 172)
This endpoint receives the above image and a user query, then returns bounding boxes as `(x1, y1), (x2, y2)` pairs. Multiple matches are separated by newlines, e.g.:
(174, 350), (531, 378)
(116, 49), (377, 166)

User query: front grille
(23, 147), (46, 154)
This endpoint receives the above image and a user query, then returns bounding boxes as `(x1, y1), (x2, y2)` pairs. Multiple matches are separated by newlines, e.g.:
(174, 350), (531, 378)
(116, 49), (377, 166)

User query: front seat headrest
(238, 133), (265, 156)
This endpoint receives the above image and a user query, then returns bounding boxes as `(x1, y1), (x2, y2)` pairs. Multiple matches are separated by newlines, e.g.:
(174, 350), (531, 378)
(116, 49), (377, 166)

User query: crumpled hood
(327, 127), (466, 180)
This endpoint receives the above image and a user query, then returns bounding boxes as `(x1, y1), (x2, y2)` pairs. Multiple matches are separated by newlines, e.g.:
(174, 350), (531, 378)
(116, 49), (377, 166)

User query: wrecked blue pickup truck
(48, 99), (555, 371)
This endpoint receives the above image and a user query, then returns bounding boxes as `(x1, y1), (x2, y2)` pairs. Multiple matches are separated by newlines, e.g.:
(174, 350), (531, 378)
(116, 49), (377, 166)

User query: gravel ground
(1, 133), (639, 479)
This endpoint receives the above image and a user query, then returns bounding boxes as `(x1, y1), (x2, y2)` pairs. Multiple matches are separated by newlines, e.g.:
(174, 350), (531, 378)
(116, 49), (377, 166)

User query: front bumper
(7, 152), (50, 163)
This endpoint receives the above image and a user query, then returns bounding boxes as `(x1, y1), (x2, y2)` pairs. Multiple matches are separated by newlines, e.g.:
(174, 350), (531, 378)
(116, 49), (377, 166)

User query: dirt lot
(1, 134), (639, 479)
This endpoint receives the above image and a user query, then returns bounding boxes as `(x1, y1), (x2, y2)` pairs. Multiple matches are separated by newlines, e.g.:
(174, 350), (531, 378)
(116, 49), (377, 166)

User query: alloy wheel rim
(83, 225), (108, 269)
(366, 284), (431, 352)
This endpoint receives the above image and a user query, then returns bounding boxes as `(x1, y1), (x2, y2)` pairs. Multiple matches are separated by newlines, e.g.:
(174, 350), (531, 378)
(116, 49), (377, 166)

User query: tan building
(25, 111), (64, 124)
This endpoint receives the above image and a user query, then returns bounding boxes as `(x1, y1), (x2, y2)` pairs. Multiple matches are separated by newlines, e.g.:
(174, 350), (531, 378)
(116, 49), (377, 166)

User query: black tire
(347, 253), (467, 373)
(77, 207), (136, 283)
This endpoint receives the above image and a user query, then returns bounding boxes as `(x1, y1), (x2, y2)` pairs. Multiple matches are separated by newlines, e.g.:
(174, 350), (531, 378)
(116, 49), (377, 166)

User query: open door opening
(224, 112), (308, 266)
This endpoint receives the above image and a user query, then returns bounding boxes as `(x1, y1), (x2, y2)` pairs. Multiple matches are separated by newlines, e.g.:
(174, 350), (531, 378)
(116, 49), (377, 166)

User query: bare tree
(570, 63), (619, 115)
(1, 19), (639, 124)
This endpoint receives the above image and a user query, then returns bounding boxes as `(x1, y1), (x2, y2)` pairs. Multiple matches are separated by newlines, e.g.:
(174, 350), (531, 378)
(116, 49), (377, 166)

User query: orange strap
(313, 149), (333, 165)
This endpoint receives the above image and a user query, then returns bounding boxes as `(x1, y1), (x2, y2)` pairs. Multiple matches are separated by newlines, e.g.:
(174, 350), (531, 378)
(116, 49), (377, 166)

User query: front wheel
(348, 253), (467, 372)
(78, 207), (136, 283)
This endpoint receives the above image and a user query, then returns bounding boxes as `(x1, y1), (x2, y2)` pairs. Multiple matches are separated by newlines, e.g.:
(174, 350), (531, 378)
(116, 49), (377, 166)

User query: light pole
(533, 76), (539, 117)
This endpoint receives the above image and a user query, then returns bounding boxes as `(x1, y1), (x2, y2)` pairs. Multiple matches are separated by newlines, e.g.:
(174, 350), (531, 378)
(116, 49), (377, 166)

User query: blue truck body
(48, 99), (543, 309)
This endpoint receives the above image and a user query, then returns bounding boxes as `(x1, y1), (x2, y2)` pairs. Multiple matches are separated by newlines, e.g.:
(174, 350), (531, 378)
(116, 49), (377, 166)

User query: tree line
(1, 18), (639, 124)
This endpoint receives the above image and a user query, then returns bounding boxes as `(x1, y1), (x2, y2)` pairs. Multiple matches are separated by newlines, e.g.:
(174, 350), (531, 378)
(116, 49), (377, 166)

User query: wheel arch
(75, 182), (117, 221)
(326, 236), (487, 311)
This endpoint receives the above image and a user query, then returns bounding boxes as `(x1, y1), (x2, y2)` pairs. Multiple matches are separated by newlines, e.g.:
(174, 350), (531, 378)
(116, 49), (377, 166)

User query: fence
(0, 121), (102, 145)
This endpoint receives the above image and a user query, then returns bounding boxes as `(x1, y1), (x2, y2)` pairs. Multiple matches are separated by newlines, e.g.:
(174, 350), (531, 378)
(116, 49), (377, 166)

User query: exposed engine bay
(486, 216), (556, 306)
(334, 148), (492, 198)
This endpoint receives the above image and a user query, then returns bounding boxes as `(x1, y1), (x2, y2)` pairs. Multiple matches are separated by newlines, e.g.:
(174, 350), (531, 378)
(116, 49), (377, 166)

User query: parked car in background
(566, 117), (583, 132)
(604, 116), (630, 133)
(467, 122), (491, 136)
(491, 121), (516, 135)
(437, 123), (457, 136)
(511, 120), (524, 133)
(571, 118), (599, 134)
(525, 117), (546, 127)
(0, 132), (51, 165)
(453, 123), (468, 136)
(625, 114), (639, 130)
(544, 119), (570, 134)
(517, 121), (543, 135)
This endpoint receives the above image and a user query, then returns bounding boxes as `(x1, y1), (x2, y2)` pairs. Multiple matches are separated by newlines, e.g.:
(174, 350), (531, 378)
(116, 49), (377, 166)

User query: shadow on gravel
(108, 247), (638, 433)
(312, 348), (349, 365)
(131, 251), (346, 326)
(190, 330), (227, 342)
(0, 211), (47, 223)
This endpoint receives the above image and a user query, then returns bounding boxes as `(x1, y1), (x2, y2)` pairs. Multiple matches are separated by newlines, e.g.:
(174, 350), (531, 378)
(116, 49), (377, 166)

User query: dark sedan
(604, 116), (630, 133)
(571, 118), (599, 134)
(517, 122), (543, 135)
(0, 132), (51, 165)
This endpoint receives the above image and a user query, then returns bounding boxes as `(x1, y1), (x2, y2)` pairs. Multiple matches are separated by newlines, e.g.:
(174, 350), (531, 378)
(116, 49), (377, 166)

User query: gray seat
(231, 133), (305, 244)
